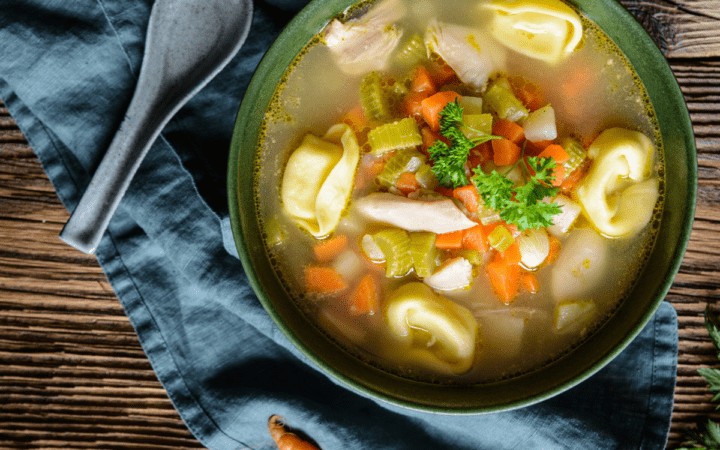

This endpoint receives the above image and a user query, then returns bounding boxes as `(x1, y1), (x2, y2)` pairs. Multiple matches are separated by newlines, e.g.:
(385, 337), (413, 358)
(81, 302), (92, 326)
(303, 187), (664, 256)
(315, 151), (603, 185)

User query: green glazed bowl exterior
(228, 0), (697, 413)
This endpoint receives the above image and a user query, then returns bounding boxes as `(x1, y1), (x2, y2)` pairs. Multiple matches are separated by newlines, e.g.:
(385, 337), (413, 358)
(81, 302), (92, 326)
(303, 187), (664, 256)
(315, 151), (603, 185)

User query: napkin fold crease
(0, 1), (678, 449)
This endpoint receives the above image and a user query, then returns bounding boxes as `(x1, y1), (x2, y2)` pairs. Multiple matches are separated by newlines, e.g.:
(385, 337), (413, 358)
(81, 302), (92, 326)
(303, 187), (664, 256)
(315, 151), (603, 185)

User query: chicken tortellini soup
(254, 0), (663, 383)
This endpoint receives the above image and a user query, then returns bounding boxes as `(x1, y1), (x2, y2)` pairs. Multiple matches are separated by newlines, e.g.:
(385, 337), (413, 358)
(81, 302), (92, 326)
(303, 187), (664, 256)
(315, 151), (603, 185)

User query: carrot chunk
(412, 66), (437, 94)
(403, 91), (429, 118)
(535, 144), (569, 186)
(486, 261), (521, 304)
(550, 164), (566, 187)
(435, 186), (454, 198)
(484, 221), (517, 237)
(453, 184), (480, 213)
(435, 230), (464, 249)
(538, 144), (570, 164)
(429, 61), (458, 86)
(347, 274), (380, 315)
(397, 172), (420, 195)
(521, 272), (540, 294)
(268, 415), (321, 450)
(342, 105), (366, 131)
(560, 162), (589, 193)
(468, 142), (492, 170)
(546, 235), (562, 265)
(304, 266), (348, 294)
(421, 91), (461, 132)
(492, 138), (522, 166)
(313, 235), (348, 262)
(493, 241), (522, 265)
(511, 77), (545, 112)
(492, 119), (525, 145)
(354, 159), (385, 191)
(525, 139), (554, 156)
(462, 224), (488, 253)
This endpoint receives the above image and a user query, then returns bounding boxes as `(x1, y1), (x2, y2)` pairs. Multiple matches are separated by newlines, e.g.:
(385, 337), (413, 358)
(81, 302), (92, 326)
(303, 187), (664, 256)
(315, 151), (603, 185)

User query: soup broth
(254, 0), (664, 383)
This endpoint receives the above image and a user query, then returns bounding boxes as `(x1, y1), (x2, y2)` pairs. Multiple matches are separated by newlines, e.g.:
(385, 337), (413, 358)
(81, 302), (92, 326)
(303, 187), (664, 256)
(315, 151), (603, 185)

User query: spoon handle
(60, 0), (253, 254)
(59, 96), (161, 254)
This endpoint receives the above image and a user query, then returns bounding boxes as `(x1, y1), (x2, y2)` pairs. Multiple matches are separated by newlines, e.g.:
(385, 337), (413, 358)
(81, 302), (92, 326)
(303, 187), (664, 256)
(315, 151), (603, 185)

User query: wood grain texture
(1, 1), (720, 449)
(621, 0), (720, 58)
(0, 107), (204, 449)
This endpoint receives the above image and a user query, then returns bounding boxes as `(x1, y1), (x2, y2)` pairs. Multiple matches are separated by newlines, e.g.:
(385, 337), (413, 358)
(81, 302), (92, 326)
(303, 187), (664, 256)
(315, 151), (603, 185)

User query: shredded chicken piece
(354, 192), (477, 234)
(324, 0), (406, 75)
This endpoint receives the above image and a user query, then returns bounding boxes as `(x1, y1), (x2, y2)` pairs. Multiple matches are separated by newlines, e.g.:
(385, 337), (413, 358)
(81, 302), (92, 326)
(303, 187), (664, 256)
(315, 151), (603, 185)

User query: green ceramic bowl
(228, 0), (696, 413)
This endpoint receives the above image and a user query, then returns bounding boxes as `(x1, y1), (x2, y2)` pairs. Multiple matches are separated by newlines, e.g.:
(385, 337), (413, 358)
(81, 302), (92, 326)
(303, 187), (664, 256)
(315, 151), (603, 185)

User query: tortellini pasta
(485, 0), (583, 64)
(576, 128), (659, 237)
(281, 124), (360, 237)
(385, 282), (479, 374)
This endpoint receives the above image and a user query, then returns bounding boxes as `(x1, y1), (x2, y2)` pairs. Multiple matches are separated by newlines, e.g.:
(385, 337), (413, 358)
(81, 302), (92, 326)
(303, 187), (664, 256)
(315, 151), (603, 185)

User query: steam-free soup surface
(254, 0), (663, 383)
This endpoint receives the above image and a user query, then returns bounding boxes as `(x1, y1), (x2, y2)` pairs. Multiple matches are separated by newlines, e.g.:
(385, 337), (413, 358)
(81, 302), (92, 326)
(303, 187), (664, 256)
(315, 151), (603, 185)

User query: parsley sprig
(678, 305), (720, 449)
(426, 99), (562, 231)
(472, 153), (562, 231)
(427, 99), (500, 188)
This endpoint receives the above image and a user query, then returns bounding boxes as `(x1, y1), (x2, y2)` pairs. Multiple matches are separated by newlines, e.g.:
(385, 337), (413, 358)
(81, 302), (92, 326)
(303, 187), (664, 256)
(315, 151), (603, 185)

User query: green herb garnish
(678, 421), (720, 450)
(428, 99), (500, 188)
(427, 99), (561, 231)
(678, 306), (720, 449)
(473, 151), (562, 231)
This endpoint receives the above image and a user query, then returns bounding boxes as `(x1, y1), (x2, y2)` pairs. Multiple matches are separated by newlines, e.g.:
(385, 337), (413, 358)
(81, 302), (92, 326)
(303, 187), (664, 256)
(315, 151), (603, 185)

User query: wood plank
(620, 0), (720, 58)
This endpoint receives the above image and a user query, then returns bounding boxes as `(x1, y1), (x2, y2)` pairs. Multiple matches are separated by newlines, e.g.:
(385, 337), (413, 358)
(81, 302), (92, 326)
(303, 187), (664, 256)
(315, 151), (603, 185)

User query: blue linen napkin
(0, 1), (678, 449)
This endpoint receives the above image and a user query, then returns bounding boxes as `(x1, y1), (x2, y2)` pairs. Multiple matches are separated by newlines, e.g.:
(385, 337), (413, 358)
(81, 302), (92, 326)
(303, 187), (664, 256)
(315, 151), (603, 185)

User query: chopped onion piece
(523, 105), (557, 142)
(424, 257), (473, 291)
(551, 228), (608, 303)
(332, 250), (364, 281)
(361, 234), (385, 261)
(517, 228), (550, 269)
(547, 194), (581, 236)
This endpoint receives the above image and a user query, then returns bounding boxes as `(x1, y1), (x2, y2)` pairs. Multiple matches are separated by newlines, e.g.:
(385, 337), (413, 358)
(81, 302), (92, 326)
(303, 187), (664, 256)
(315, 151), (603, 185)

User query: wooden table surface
(2, 1), (720, 448)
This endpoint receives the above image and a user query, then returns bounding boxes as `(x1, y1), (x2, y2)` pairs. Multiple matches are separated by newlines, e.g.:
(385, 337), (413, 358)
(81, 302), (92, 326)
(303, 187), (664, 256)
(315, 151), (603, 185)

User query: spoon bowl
(60, 0), (253, 254)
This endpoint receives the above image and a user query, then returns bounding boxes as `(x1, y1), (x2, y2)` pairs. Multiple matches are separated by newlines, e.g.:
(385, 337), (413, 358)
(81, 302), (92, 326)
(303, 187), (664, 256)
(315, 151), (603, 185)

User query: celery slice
(395, 34), (427, 68)
(409, 231), (438, 278)
(263, 217), (285, 246)
(483, 78), (529, 122)
(462, 113), (493, 139)
(488, 224), (514, 252)
(368, 117), (423, 155)
(458, 249), (482, 265)
(360, 71), (392, 122)
(561, 137), (587, 174)
(478, 208), (502, 226)
(373, 228), (413, 277)
(390, 78), (410, 99)
(376, 148), (427, 188)
(414, 164), (438, 190)
(460, 96), (484, 115)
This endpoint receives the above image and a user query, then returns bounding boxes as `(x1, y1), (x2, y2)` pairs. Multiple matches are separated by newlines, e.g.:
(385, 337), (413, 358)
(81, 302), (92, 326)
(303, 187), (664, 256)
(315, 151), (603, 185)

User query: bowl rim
(227, 0), (697, 413)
